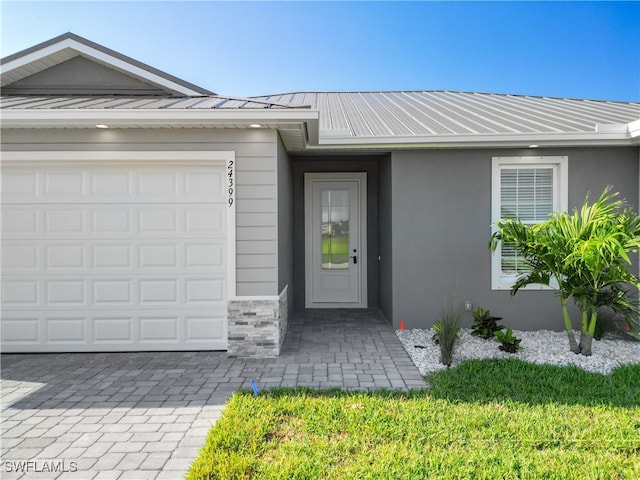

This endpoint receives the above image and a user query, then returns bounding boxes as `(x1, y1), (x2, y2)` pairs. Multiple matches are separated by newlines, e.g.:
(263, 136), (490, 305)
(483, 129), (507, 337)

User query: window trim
(491, 156), (568, 290)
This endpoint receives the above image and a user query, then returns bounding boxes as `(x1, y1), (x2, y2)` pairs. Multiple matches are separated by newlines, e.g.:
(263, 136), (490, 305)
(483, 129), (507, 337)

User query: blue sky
(2, 1), (639, 101)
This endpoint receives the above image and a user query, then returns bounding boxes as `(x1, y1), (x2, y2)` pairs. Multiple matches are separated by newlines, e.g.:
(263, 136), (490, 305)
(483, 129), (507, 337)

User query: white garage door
(1, 152), (233, 352)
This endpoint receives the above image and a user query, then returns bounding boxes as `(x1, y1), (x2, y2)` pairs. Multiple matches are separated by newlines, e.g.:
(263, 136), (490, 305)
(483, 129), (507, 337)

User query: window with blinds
(491, 156), (567, 290)
(500, 167), (554, 276)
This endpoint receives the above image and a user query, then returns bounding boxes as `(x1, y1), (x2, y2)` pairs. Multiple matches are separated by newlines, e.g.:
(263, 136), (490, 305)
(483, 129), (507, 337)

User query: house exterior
(2, 33), (639, 356)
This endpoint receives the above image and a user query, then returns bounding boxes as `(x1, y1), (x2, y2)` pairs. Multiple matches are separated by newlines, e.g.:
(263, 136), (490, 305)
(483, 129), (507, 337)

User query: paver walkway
(1, 310), (425, 479)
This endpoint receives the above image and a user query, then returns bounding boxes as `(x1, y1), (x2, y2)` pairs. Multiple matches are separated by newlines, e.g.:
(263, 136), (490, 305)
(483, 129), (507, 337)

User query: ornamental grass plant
(434, 306), (461, 367)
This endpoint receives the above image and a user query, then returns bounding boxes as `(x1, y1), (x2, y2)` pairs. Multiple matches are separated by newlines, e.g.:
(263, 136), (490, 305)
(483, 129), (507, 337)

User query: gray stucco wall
(277, 134), (294, 311)
(290, 156), (384, 312)
(388, 147), (639, 332)
(1, 127), (281, 297)
(378, 156), (393, 322)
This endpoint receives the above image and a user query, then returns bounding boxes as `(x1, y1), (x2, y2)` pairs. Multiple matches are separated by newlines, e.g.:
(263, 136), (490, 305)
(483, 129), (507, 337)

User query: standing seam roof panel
(393, 92), (482, 135)
(382, 92), (459, 135)
(363, 92), (426, 135)
(355, 93), (399, 136)
(454, 93), (574, 133)
(431, 92), (535, 133)
(316, 93), (332, 130)
(327, 93), (351, 131)
(337, 93), (378, 136)
(494, 95), (640, 129)
(414, 92), (494, 134)
(479, 94), (599, 131)
(425, 91), (522, 134)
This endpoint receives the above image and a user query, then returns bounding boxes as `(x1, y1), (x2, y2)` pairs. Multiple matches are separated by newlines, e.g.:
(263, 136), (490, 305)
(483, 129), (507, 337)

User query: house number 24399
(227, 160), (234, 207)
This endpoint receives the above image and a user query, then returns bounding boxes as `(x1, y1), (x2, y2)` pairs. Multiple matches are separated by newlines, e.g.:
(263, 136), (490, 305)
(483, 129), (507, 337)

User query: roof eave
(310, 131), (639, 150)
(0, 108), (320, 146)
(2, 108), (637, 150)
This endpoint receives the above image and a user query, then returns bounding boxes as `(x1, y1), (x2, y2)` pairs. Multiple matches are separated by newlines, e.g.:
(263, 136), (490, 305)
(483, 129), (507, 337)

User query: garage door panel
(2, 240), (227, 274)
(4, 167), (225, 204)
(2, 317), (40, 344)
(47, 318), (86, 343)
(45, 245), (86, 269)
(46, 280), (86, 305)
(93, 245), (133, 269)
(46, 208), (86, 234)
(139, 208), (178, 233)
(3, 276), (225, 309)
(139, 244), (179, 268)
(2, 309), (227, 352)
(139, 279), (179, 304)
(2, 244), (39, 270)
(93, 280), (133, 304)
(185, 206), (225, 235)
(94, 317), (133, 344)
(186, 279), (224, 303)
(2, 161), (229, 352)
(2, 280), (40, 306)
(1, 170), (39, 198)
(2, 207), (40, 237)
(91, 171), (132, 196)
(3, 204), (226, 240)
(187, 316), (225, 342)
(92, 208), (132, 235)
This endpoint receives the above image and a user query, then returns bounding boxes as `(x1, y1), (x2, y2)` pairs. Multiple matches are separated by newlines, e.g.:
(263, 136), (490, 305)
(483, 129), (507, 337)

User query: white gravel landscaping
(397, 328), (640, 376)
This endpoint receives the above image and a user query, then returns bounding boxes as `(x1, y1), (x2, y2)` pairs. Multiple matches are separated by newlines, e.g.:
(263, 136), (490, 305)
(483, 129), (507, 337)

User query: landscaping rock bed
(397, 328), (640, 376)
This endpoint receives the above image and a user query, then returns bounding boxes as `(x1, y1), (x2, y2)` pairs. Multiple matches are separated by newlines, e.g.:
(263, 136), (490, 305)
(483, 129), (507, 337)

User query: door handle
(350, 255), (358, 264)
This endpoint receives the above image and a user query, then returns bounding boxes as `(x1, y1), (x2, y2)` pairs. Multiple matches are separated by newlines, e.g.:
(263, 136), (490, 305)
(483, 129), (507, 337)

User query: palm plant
(559, 194), (640, 354)
(490, 216), (581, 353)
(491, 188), (640, 355)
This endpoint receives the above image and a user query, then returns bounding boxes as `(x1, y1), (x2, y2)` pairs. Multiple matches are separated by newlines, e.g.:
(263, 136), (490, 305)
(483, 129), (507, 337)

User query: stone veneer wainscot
(227, 285), (288, 358)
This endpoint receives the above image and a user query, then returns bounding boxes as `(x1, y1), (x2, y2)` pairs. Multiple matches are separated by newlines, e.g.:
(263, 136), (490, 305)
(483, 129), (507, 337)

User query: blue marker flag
(251, 379), (259, 396)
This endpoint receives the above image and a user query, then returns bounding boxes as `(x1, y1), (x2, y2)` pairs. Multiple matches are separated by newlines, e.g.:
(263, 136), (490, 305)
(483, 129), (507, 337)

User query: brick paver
(1, 309), (425, 479)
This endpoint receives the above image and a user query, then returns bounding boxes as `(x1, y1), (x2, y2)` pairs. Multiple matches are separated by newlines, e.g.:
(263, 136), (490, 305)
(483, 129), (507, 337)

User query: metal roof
(253, 91), (640, 137)
(0, 95), (304, 110)
(3, 90), (637, 136)
(1, 91), (638, 151)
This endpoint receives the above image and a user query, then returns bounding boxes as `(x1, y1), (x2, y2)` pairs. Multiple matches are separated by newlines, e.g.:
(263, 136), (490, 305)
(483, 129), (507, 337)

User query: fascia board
(2, 38), (206, 96)
(628, 119), (640, 142)
(1, 39), (76, 71)
(0, 108), (320, 144)
(312, 131), (636, 149)
(0, 107), (319, 123)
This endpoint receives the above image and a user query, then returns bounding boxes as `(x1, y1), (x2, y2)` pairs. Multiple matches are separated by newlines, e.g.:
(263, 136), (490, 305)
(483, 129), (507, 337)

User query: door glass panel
(321, 189), (349, 270)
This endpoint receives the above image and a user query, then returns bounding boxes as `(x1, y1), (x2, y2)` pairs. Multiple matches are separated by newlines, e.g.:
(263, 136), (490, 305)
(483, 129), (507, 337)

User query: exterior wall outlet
(464, 300), (473, 312)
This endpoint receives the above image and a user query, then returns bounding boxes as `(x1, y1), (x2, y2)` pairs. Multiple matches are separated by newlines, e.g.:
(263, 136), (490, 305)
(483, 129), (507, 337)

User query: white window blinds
(491, 157), (567, 290)
(500, 168), (554, 223)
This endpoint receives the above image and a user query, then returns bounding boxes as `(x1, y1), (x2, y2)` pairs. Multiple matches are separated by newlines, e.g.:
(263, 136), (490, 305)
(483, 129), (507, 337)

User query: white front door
(304, 173), (367, 308)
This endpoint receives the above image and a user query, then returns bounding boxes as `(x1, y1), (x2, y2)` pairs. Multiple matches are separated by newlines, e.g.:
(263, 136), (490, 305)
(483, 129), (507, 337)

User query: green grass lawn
(187, 359), (640, 479)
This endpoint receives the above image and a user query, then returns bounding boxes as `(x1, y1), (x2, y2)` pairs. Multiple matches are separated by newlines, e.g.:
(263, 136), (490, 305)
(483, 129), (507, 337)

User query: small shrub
(470, 307), (504, 339)
(432, 320), (441, 345)
(436, 308), (461, 366)
(494, 328), (522, 353)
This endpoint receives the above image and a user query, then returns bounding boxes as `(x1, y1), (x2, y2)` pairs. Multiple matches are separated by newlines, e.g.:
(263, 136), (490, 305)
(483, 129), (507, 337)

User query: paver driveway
(1, 310), (425, 479)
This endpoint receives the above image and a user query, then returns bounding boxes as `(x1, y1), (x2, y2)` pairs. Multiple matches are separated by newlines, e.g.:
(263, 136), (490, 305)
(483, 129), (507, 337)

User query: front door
(304, 173), (367, 308)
